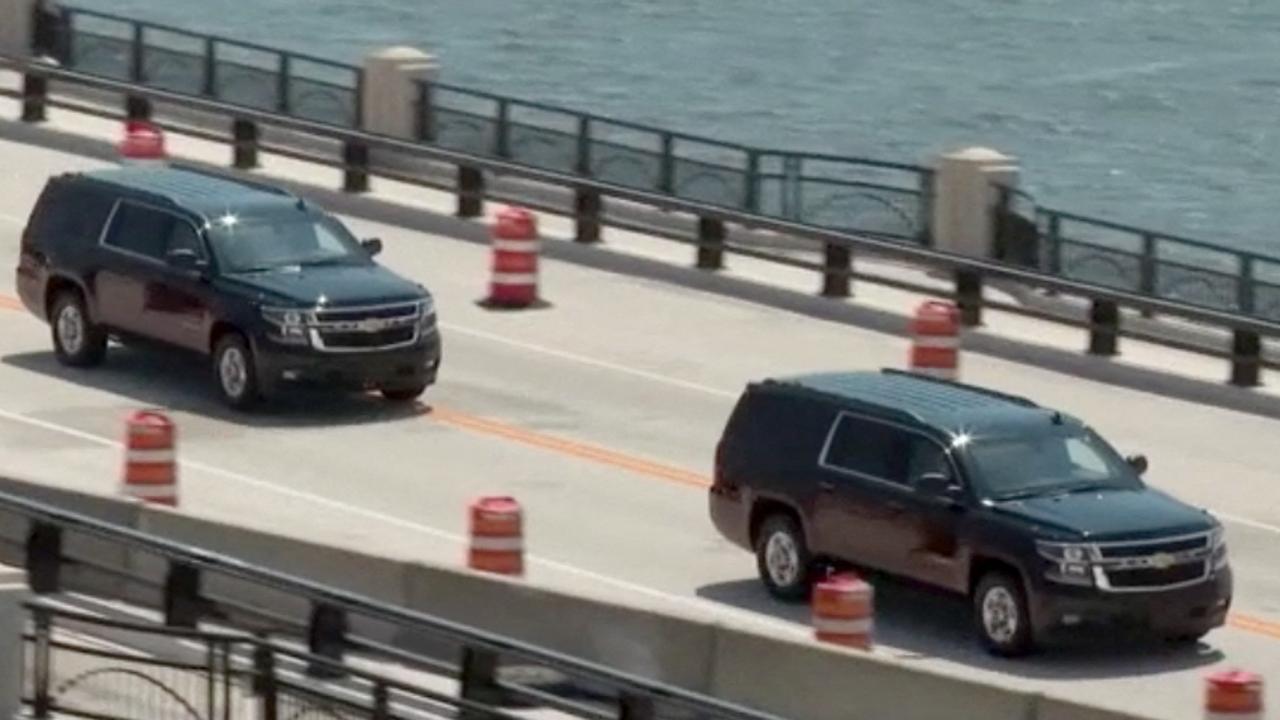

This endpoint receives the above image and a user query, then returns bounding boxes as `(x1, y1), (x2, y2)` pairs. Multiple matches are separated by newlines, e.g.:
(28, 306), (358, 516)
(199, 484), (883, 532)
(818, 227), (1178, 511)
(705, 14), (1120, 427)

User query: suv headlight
(261, 306), (315, 346)
(1210, 525), (1229, 571)
(418, 297), (437, 332)
(1036, 540), (1099, 586)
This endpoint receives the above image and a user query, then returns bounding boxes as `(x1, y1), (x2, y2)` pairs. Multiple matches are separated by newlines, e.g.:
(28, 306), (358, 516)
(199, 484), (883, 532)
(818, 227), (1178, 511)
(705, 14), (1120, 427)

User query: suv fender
(44, 274), (97, 324)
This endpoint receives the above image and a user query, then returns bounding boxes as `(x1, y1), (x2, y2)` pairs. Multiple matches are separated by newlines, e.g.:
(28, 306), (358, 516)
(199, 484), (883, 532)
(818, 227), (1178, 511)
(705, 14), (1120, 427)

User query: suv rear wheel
(50, 290), (107, 367)
(213, 333), (260, 410)
(973, 570), (1035, 657)
(755, 514), (812, 601)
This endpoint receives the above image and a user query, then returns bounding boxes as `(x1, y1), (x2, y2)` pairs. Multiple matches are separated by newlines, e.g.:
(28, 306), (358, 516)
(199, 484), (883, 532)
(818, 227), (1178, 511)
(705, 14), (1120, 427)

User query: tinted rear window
(821, 414), (913, 485)
(28, 179), (116, 248)
(722, 387), (836, 485)
(104, 202), (179, 260)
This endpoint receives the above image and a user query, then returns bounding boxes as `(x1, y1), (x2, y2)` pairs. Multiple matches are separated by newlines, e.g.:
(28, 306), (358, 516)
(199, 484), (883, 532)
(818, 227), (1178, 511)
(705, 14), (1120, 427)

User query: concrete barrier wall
(0, 475), (1153, 720)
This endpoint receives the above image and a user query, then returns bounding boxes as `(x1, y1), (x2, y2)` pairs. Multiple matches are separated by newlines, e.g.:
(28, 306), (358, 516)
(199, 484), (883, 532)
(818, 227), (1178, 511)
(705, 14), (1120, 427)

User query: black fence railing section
(0, 490), (787, 720)
(416, 79), (932, 245)
(59, 7), (363, 128)
(21, 602), (550, 720)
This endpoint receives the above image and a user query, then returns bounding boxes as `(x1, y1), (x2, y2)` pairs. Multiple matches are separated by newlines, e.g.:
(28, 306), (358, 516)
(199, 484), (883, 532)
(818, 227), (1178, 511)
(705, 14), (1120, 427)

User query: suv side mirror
(918, 472), (962, 499)
(1126, 454), (1148, 476)
(361, 238), (383, 257)
(166, 248), (207, 277)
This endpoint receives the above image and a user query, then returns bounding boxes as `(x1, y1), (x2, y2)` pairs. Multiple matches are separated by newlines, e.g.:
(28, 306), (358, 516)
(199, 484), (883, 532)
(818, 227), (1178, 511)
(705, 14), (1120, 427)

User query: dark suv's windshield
(961, 425), (1142, 501)
(206, 211), (369, 273)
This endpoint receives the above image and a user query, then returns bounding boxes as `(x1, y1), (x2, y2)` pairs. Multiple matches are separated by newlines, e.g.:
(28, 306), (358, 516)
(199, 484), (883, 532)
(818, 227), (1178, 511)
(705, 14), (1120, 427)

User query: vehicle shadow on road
(1, 348), (429, 429)
(695, 576), (1224, 681)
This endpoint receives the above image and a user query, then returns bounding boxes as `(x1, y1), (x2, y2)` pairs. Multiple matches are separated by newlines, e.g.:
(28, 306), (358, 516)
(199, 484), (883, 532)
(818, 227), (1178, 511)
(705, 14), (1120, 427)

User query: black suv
(15, 165), (442, 409)
(709, 369), (1232, 656)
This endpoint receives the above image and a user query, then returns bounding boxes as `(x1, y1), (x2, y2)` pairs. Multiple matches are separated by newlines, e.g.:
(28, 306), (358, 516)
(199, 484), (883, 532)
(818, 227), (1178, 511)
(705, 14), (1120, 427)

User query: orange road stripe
(429, 406), (712, 489)
(1229, 613), (1280, 641)
(0, 295), (23, 311)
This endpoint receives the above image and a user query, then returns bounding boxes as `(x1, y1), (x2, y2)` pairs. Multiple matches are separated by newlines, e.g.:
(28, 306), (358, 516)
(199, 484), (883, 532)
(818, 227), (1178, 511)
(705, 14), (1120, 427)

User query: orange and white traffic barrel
(117, 119), (167, 165)
(467, 496), (524, 576)
(486, 206), (539, 308)
(1205, 670), (1264, 720)
(121, 409), (178, 506)
(812, 572), (874, 650)
(909, 299), (960, 380)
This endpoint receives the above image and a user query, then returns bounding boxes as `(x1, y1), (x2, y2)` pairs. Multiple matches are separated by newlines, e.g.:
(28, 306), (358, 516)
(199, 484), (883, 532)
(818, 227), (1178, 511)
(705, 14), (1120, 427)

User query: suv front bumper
(1030, 566), (1232, 639)
(254, 331), (441, 394)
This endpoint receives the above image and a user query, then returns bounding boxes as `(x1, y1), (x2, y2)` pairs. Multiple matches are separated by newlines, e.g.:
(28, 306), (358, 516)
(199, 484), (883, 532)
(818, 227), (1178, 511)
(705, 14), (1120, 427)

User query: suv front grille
(1091, 532), (1213, 592)
(309, 302), (423, 353)
(1102, 562), (1207, 590)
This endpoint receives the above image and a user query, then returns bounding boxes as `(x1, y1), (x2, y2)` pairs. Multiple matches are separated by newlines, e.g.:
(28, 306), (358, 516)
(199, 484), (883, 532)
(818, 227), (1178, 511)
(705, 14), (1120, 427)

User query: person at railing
(30, 0), (70, 65)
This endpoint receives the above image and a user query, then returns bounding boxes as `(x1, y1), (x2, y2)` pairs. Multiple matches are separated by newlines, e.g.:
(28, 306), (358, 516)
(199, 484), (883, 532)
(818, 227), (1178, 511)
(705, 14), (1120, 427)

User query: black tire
(381, 383), (427, 402)
(1165, 629), (1210, 645)
(49, 290), (107, 367)
(973, 570), (1036, 657)
(212, 332), (260, 411)
(754, 513), (813, 601)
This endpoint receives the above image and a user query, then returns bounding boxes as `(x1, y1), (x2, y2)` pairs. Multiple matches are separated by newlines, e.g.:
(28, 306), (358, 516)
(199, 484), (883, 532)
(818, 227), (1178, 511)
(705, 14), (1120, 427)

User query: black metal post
(495, 99), (510, 158)
(32, 607), (52, 719)
(277, 54), (291, 115)
(342, 141), (370, 193)
(163, 561), (203, 629)
(26, 523), (62, 594)
(129, 22), (144, 82)
(954, 270), (983, 326)
(203, 37), (217, 97)
(619, 693), (656, 720)
(1238, 256), (1257, 316)
(456, 165), (485, 218)
(306, 603), (348, 678)
(417, 81), (434, 142)
(696, 217), (726, 271)
(575, 187), (602, 244)
(252, 640), (278, 720)
(658, 133), (674, 194)
(232, 118), (259, 169)
(821, 242), (851, 298)
(1230, 329), (1262, 388)
(459, 645), (503, 716)
(1139, 234), (1157, 318)
(125, 94), (150, 121)
(372, 682), (390, 720)
(21, 73), (48, 123)
(744, 151), (760, 213)
(917, 169), (935, 247)
(1088, 299), (1120, 356)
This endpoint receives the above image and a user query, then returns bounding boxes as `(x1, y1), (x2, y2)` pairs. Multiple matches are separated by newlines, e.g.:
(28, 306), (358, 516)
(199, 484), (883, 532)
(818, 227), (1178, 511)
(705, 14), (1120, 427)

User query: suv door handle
(886, 500), (906, 512)
(818, 480), (835, 492)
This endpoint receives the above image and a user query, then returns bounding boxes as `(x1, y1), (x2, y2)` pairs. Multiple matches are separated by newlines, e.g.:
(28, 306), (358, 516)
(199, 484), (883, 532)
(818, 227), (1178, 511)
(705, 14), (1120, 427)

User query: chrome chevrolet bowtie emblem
(1150, 552), (1175, 569)
(357, 318), (388, 332)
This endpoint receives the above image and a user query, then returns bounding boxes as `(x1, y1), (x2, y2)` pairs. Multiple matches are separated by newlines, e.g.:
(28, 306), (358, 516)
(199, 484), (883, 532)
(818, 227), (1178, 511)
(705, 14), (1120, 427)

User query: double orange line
(1, 292), (1279, 642)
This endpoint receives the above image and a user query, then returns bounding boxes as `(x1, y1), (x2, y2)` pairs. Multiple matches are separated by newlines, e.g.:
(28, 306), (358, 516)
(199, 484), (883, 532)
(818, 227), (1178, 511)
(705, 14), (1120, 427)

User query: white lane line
(1216, 511), (1280, 536)
(0, 213), (23, 226)
(0, 405), (799, 634)
(440, 322), (739, 399)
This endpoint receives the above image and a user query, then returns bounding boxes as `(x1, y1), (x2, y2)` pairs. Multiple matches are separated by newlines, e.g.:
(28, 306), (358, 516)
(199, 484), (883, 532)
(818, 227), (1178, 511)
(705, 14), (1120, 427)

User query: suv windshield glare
(962, 426), (1142, 501)
(206, 211), (369, 273)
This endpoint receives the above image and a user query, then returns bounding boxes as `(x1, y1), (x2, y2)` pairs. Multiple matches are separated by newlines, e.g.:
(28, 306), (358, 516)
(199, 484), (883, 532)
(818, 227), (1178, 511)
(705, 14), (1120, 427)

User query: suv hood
(223, 264), (426, 306)
(992, 486), (1211, 541)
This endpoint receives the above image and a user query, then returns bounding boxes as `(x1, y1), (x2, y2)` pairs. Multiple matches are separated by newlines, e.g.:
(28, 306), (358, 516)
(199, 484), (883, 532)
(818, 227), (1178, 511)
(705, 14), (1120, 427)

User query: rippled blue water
(72, 0), (1280, 254)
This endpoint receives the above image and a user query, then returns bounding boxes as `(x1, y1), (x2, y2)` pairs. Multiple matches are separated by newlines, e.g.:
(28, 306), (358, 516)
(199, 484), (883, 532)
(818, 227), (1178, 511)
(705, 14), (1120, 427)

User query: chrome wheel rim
(764, 531), (800, 587)
(218, 346), (248, 399)
(981, 586), (1019, 644)
(56, 303), (85, 355)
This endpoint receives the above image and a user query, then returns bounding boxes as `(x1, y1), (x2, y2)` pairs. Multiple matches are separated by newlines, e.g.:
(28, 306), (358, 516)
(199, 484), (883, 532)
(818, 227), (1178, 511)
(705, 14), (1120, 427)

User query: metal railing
(416, 79), (931, 243)
(56, 7), (363, 128)
(0, 489), (786, 720)
(21, 602), (542, 720)
(3, 53), (1279, 386)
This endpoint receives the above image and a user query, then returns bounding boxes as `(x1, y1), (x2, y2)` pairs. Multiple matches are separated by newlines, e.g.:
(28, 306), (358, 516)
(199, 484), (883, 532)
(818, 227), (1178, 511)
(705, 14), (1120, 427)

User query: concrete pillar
(361, 46), (439, 139)
(0, 565), (28, 720)
(0, 0), (36, 58)
(931, 146), (1020, 258)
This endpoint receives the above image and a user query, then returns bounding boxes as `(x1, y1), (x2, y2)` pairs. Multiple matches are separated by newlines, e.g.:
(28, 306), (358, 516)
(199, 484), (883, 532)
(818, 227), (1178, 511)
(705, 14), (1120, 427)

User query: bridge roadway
(0, 135), (1278, 719)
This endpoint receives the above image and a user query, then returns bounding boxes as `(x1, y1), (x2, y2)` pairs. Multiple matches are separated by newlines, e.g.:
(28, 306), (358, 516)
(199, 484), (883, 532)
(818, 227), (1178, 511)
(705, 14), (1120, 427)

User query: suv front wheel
(755, 513), (813, 601)
(973, 570), (1035, 657)
(50, 290), (107, 367)
(213, 333), (261, 410)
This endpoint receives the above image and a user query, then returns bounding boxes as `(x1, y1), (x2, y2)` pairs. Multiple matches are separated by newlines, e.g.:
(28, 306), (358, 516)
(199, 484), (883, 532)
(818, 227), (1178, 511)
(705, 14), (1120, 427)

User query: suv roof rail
(878, 368), (1039, 408)
(165, 162), (298, 198)
(760, 375), (929, 427)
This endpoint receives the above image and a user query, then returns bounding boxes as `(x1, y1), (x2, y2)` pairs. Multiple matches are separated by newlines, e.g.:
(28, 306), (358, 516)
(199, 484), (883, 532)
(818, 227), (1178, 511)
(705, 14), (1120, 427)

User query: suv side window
(821, 414), (912, 486)
(906, 437), (953, 485)
(28, 180), (117, 249)
(104, 202), (178, 260)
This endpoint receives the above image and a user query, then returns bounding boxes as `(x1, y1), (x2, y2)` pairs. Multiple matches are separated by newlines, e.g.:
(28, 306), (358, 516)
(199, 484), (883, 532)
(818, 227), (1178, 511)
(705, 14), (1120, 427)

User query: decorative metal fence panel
(62, 7), (362, 128)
